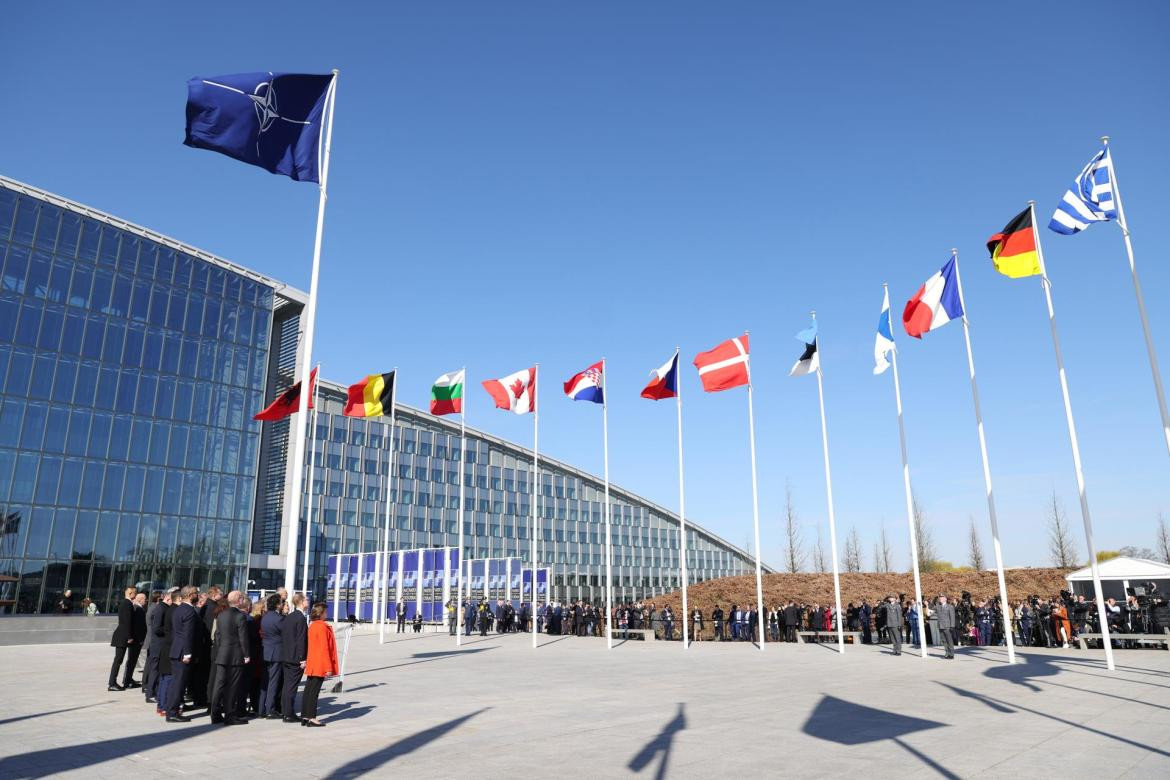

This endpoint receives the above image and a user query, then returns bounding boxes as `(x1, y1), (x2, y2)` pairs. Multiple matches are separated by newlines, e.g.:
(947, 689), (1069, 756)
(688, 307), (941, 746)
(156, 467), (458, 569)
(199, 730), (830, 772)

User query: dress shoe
(210, 716), (223, 725)
(282, 717), (301, 724)
(125, 680), (142, 689)
(166, 714), (191, 723)
(304, 720), (325, 728)
(107, 684), (125, 691)
(145, 697), (156, 704)
(225, 718), (249, 726)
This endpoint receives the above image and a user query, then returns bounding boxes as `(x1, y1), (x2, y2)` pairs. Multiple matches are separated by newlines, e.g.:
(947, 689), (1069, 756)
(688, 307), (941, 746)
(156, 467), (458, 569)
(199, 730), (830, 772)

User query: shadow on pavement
(938, 681), (1170, 758)
(0, 722), (220, 777)
(628, 703), (686, 780)
(322, 708), (489, 778)
(346, 646), (497, 677)
(803, 695), (955, 779)
(0, 700), (116, 727)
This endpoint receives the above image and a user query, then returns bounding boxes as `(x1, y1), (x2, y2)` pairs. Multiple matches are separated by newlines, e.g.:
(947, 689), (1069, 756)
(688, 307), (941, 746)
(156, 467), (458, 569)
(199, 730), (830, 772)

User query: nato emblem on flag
(185, 72), (334, 182)
(564, 361), (604, 404)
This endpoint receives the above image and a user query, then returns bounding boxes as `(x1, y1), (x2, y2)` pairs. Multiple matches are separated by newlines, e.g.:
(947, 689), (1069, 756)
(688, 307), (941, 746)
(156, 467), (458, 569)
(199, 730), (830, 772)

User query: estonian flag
(789, 321), (819, 377)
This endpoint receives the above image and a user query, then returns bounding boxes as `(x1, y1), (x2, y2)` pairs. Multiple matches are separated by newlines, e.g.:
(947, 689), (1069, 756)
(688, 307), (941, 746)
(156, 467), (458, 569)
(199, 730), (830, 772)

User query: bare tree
(1157, 513), (1170, 565)
(1047, 490), (1079, 568)
(967, 516), (985, 570)
(783, 482), (805, 573)
(844, 527), (863, 573)
(877, 523), (894, 573)
(913, 497), (939, 572)
(812, 525), (827, 573)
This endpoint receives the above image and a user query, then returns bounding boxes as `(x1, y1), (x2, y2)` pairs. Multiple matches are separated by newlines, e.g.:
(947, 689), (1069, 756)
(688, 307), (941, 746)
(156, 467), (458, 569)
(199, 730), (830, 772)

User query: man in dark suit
(144, 590), (168, 703)
(122, 591), (148, 688)
(166, 586), (199, 722)
(210, 591), (250, 725)
(107, 586), (139, 691)
(260, 593), (285, 718)
(196, 586), (221, 709)
(396, 600), (407, 633)
(784, 601), (800, 642)
(880, 595), (904, 656)
(280, 593), (308, 724)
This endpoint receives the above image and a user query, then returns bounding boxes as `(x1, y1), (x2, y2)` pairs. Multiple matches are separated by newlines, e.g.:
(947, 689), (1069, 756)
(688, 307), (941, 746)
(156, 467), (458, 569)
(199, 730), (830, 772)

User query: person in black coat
(154, 594), (177, 715)
(108, 586), (139, 691)
(196, 586), (221, 709)
(280, 594), (309, 723)
(165, 587), (199, 722)
(259, 594), (285, 718)
(210, 591), (250, 725)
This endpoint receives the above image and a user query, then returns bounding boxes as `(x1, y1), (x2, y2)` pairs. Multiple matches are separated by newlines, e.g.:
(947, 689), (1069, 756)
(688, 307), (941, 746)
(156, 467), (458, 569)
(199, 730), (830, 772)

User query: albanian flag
(254, 367), (317, 421)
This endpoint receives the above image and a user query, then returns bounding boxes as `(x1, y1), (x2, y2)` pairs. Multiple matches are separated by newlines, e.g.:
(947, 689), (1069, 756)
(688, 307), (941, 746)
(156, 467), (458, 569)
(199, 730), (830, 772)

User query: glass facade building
(0, 176), (760, 614)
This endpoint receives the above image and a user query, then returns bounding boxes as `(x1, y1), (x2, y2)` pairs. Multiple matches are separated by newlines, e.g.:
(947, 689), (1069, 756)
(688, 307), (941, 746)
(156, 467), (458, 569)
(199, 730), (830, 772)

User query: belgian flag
(344, 370), (395, 418)
(987, 207), (1041, 278)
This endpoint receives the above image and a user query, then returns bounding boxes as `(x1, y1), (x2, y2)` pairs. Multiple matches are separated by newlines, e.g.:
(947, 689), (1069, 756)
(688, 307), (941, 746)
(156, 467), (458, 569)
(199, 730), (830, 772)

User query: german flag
(344, 371), (395, 418)
(987, 207), (1041, 278)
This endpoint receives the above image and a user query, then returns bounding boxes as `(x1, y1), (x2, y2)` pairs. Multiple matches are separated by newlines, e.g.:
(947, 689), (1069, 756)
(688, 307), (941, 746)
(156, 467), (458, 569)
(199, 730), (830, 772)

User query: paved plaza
(0, 629), (1168, 778)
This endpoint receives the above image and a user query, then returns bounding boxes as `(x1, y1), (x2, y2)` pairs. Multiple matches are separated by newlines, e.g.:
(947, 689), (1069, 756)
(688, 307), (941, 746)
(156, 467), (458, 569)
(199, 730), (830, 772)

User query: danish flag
(693, 334), (751, 392)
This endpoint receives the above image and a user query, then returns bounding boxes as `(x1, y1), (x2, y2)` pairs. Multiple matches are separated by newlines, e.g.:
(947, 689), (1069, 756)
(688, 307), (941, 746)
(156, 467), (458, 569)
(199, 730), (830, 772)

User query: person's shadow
(982, 653), (1062, 692)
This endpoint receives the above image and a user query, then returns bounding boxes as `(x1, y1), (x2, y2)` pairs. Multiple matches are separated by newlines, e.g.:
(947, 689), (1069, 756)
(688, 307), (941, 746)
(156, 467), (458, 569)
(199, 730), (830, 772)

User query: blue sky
(4, 3), (1169, 570)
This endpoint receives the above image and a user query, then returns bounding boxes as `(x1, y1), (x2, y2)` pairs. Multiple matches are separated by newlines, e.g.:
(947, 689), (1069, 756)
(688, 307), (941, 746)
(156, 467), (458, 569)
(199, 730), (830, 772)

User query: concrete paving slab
(0, 628), (1167, 778)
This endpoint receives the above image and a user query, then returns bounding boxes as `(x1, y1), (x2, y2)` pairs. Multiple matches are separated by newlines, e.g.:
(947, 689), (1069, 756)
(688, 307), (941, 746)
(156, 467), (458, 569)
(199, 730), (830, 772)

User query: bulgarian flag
(430, 369), (465, 416)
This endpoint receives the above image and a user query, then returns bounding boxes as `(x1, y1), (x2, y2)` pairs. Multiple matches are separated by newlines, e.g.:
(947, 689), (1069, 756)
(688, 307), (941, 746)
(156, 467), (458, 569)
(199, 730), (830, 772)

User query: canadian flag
(693, 334), (750, 392)
(482, 366), (537, 414)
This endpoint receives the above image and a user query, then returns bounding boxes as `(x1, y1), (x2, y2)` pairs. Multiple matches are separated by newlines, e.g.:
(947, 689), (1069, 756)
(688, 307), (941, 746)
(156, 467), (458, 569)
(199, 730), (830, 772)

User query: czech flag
(564, 361), (604, 404)
(903, 257), (965, 339)
(693, 334), (750, 392)
(641, 352), (679, 400)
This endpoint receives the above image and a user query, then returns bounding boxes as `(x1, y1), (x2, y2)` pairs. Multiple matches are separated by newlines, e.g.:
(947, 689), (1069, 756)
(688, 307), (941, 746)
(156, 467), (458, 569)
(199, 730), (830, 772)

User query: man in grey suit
(879, 596), (903, 656)
(931, 595), (958, 659)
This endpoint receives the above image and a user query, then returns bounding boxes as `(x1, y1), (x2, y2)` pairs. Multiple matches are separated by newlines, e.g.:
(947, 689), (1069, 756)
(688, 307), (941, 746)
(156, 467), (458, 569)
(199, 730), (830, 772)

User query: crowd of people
(106, 585), (339, 727)
(427, 590), (1167, 650)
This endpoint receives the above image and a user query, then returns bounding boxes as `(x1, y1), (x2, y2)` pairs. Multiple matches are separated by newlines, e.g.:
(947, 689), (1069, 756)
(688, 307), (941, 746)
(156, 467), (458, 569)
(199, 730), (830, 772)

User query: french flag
(564, 361), (604, 404)
(903, 256), (965, 339)
(641, 352), (679, 400)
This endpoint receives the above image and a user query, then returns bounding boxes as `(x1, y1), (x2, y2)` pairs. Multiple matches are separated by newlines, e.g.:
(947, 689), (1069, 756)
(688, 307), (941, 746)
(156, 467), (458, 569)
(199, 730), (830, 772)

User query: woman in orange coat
(1051, 600), (1072, 649)
(302, 602), (339, 727)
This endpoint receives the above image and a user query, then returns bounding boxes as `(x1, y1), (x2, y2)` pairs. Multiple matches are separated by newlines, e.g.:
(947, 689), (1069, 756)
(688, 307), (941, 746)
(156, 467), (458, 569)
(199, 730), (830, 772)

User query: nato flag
(184, 72), (333, 182)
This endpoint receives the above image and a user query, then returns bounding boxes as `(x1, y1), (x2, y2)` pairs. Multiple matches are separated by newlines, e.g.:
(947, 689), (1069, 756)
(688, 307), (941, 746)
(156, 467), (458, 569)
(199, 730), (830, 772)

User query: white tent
(1065, 556), (1170, 601)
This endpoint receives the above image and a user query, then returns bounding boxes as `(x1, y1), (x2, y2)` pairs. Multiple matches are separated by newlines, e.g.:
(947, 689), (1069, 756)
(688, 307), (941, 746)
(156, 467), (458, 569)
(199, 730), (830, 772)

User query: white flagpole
(884, 289), (927, 659)
(602, 359), (614, 650)
(456, 367), (467, 648)
(744, 332), (766, 652)
(378, 370), (398, 645)
(300, 365), (321, 597)
(952, 250), (1016, 665)
(283, 71), (338, 595)
(1103, 137), (1170, 458)
(1031, 203), (1115, 670)
(676, 349), (690, 649)
(532, 364), (540, 649)
(811, 313), (845, 654)
(332, 553), (341, 626)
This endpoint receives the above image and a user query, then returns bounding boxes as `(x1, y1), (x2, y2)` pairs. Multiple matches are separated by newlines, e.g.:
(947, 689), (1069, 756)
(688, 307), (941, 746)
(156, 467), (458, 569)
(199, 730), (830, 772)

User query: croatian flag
(564, 361), (604, 404)
(902, 257), (965, 339)
(641, 352), (679, 400)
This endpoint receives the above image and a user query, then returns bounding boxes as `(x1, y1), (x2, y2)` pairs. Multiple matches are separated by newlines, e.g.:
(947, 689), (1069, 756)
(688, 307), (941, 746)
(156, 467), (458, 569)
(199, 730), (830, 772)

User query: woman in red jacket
(302, 602), (339, 727)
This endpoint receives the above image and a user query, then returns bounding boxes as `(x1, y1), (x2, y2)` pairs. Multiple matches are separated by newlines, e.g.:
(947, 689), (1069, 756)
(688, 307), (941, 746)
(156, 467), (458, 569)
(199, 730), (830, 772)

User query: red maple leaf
(510, 377), (526, 401)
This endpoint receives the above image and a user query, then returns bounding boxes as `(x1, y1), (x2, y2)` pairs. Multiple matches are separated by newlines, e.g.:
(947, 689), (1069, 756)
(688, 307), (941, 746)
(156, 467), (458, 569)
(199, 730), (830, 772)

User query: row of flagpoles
(182, 68), (1159, 670)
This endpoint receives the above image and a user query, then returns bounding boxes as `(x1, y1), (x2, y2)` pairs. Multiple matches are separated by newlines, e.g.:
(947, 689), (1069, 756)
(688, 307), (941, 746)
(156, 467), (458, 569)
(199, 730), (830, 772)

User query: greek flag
(1049, 145), (1118, 235)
